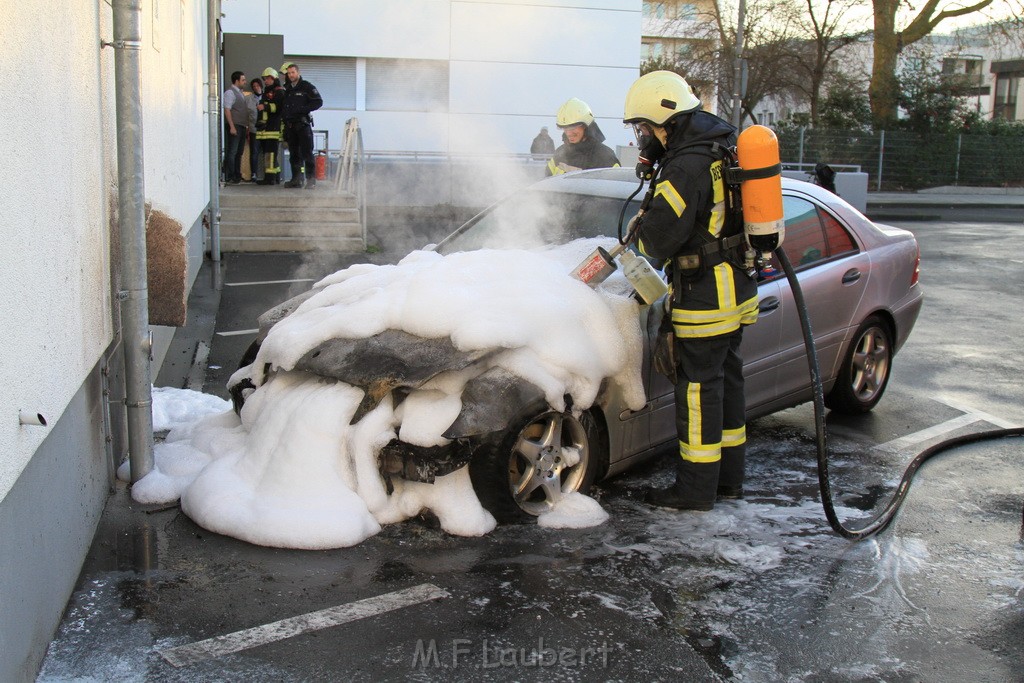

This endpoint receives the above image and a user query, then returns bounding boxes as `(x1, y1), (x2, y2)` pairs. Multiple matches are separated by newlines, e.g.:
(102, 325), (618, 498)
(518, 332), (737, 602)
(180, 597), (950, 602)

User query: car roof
(529, 167), (877, 234)
(533, 166), (836, 202)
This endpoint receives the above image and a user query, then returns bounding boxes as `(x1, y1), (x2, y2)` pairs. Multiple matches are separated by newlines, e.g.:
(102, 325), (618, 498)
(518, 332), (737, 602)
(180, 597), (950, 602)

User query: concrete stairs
(218, 184), (364, 252)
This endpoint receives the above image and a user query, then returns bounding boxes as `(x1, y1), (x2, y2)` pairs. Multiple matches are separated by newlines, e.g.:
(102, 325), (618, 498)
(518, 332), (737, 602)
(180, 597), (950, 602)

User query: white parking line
(216, 329), (260, 337)
(874, 414), (983, 453)
(933, 397), (1020, 429)
(186, 341), (209, 392)
(225, 278), (315, 287)
(159, 583), (449, 668)
(874, 399), (1022, 453)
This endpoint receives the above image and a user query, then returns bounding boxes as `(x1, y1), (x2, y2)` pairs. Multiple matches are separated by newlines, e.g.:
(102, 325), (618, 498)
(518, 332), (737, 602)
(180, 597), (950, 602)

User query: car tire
(468, 403), (606, 524)
(825, 315), (892, 414)
(229, 339), (261, 414)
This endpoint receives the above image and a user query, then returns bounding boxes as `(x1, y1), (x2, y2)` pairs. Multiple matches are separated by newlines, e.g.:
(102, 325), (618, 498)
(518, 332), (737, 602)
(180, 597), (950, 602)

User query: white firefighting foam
(122, 241), (640, 549)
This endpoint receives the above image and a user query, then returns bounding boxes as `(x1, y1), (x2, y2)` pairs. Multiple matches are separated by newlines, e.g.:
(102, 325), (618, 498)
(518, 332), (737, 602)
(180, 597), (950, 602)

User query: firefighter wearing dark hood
(545, 98), (620, 176)
(623, 71), (758, 511)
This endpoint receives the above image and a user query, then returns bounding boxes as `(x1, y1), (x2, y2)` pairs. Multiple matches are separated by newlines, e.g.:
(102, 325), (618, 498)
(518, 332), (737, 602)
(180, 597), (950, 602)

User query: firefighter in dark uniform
(623, 71), (759, 511)
(545, 97), (620, 176)
(280, 62), (323, 188)
(256, 68), (285, 185)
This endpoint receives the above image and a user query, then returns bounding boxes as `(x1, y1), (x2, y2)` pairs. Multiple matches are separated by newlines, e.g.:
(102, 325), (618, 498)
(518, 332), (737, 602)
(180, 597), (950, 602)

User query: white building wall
(0, 0), (211, 503)
(143, 0), (213, 229)
(0, 2), (117, 501)
(222, 0), (641, 155)
(1, 1), (211, 677)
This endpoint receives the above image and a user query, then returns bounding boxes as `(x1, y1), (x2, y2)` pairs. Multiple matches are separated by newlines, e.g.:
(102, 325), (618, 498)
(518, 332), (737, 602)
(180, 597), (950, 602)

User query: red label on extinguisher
(577, 254), (607, 283)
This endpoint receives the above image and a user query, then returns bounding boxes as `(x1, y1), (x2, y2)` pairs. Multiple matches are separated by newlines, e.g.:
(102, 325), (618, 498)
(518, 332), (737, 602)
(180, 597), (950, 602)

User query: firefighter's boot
(645, 458), (716, 511)
(284, 173), (305, 188)
(645, 483), (714, 511)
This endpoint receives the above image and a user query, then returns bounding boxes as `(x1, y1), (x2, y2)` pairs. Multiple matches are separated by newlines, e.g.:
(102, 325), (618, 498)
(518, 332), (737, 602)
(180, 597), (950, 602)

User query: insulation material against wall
(146, 207), (187, 327)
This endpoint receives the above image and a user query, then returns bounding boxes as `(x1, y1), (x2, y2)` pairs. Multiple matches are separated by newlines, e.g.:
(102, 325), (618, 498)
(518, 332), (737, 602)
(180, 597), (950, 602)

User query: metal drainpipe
(111, 0), (154, 481)
(208, 0), (221, 261)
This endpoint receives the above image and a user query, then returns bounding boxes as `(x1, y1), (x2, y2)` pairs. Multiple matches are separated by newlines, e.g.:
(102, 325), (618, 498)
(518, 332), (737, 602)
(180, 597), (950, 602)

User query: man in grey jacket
(222, 71), (248, 184)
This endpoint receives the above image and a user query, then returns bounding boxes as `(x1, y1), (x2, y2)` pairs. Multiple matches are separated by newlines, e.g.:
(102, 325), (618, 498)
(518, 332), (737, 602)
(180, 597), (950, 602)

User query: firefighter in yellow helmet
(624, 71), (758, 511)
(255, 68), (285, 185)
(545, 97), (620, 176)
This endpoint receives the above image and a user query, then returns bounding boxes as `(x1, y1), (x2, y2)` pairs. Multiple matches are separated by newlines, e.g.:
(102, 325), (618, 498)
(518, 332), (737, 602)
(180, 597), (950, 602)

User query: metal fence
(777, 128), (1024, 191)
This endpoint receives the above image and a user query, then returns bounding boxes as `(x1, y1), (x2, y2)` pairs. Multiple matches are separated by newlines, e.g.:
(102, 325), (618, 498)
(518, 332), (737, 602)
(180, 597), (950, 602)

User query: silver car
(232, 168), (923, 523)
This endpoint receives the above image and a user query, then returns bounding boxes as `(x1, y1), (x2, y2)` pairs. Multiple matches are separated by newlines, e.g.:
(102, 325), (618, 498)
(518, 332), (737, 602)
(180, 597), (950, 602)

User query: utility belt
(283, 115), (312, 127)
(673, 233), (747, 273)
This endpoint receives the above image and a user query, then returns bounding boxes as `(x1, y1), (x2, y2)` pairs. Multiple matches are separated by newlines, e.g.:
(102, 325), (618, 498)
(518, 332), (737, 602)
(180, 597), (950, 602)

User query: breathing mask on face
(631, 123), (665, 180)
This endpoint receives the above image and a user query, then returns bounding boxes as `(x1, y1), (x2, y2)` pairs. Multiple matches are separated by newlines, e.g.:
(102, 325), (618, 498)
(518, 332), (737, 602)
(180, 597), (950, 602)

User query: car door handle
(842, 269), (862, 284)
(759, 296), (780, 312)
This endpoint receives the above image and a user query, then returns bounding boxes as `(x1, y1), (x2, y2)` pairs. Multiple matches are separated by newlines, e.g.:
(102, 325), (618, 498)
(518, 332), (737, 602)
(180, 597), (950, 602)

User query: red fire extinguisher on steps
(315, 152), (327, 181)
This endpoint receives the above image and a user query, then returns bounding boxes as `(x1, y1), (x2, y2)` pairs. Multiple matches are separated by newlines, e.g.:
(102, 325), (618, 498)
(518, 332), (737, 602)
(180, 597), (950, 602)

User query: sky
(122, 240), (647, 549)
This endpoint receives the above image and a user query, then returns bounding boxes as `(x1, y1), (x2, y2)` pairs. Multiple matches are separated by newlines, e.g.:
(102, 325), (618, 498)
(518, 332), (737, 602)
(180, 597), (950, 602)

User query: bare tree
(644, 0), (803, 125)
(869, 0), (1000, 125)
(787, 0), (865, 125)
(710, 0), (801, 124)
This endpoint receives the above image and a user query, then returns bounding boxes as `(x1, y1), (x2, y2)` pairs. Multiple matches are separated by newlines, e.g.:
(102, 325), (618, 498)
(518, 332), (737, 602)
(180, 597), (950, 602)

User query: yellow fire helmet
(280, 61), (296, 73)
(262, 67), (279, 79)
(623, 70), (702, 126)
(556, 97), (595, 128)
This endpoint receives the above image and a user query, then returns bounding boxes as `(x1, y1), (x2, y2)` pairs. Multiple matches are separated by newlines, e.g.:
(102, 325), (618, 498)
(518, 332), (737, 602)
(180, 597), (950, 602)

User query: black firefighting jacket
(256, 80), (285, 140)
(281, 77), (323, 122)
(636, 111), (758, 339)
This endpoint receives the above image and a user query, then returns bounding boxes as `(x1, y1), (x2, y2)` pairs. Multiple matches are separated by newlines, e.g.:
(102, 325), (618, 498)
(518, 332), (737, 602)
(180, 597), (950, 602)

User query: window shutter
(284, 56), (357, 109)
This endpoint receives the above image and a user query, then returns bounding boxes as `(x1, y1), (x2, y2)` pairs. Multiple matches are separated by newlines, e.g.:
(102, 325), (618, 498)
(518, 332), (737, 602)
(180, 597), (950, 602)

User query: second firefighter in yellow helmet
(545, 97), (620, 176)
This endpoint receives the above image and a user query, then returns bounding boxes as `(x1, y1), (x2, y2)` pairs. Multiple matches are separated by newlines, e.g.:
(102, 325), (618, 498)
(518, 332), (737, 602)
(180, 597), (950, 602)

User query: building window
(678, 3), (698, 20)
(284, 56), (357, 109)
(366, 58), (449, 113)
(643, 2), (667, 19)
(993, 73), (1021, 120)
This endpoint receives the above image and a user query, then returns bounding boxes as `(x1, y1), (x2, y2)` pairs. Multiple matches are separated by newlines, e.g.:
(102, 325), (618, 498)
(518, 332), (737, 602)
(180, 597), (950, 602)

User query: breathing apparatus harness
(618, 125), (1024, 541)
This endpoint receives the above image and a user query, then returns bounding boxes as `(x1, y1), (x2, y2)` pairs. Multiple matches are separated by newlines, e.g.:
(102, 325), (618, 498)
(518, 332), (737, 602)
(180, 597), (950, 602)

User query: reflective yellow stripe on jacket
(671, 263), (759, 338)
(708, 159), (726, 238)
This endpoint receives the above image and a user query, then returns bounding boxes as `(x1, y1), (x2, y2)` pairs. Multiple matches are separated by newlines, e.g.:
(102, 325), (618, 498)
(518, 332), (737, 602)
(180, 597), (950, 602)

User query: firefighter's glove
(626, 214), (642, 241)
(652, 313), (677, 384)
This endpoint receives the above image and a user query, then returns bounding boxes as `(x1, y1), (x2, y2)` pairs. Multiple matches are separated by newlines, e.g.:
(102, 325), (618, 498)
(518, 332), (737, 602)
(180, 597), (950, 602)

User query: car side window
(820, 209), (857, 257)
(758, 196), (858, 281)
(782, 196), (827, 266)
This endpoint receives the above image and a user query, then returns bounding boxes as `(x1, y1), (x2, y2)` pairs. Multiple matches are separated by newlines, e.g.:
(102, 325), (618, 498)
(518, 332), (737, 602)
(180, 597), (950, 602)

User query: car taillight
(911, 245), (920, 286)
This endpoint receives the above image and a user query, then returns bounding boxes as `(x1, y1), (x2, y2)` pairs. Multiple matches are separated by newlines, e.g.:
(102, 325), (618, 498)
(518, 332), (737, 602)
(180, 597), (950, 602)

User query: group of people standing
(222, 62), (323, 188)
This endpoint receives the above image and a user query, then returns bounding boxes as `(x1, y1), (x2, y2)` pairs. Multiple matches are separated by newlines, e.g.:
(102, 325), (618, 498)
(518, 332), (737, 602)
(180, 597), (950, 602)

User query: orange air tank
(736, 124), (784, 254)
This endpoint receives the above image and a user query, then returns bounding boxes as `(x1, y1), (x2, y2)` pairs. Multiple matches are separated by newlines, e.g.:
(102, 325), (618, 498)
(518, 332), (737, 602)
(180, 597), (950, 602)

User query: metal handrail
(362, 150), (542, 162)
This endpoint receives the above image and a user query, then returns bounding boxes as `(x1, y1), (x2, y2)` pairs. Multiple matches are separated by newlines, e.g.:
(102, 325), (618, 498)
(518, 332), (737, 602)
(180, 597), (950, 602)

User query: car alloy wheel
(825, 315), (892, 413)
(469, 404), (604, 523)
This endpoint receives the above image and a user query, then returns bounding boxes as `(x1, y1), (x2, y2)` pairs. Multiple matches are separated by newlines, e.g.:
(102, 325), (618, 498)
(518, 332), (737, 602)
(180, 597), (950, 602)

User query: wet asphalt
(38, 204), (1024, 681)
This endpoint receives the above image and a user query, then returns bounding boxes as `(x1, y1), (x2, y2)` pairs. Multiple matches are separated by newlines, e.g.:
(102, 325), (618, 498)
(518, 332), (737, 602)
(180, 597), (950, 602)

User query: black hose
(777, 246), (1024, 540)
(617, 177), (647, 245)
